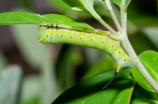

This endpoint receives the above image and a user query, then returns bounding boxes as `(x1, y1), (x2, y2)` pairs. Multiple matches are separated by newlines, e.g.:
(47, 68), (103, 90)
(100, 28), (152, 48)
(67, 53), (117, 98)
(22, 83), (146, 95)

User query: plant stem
(121, 9), (127, 33)
(96, 17), (118, 35)
(120, 2), (158, 92)
(82, 0), (119, 35)
(122, 34), (158, 93)
(89, 7), (118, 35)
(104, 0), (122, 33)
(93, 0), (158, 92)
(137, 60), (158, 93)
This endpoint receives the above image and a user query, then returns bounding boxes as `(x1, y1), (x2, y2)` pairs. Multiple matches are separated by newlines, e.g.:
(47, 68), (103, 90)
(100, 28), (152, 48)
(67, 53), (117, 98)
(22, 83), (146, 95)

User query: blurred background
(0, 0), (158, 104)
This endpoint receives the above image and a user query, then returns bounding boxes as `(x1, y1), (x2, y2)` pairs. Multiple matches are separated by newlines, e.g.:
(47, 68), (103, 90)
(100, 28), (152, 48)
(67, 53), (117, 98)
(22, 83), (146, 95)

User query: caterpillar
(38, 25), (136, 88)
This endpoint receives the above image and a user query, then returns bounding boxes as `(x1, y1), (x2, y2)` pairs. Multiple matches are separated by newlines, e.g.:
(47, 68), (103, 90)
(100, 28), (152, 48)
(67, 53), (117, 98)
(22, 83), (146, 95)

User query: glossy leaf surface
(0, 12), (93, 30)
(131, 51), (158, 92)
(52, 69), (135, 104)
(131, 84), (158, 104)
(111, 0), (131, 9)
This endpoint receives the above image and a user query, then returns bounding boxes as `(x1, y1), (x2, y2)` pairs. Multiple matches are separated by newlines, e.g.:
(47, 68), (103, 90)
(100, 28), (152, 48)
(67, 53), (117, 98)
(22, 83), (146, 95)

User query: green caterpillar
(38, 25), (136, 88)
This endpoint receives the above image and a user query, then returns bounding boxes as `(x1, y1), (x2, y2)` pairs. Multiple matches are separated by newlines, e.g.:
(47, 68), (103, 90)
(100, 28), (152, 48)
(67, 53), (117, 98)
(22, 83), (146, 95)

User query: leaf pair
(63, 0), (131, 12)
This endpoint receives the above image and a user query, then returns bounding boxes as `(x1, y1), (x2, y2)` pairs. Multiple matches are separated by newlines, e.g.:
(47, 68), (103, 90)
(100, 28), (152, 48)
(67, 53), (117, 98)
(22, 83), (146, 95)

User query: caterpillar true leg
(102, 65), (121, 89)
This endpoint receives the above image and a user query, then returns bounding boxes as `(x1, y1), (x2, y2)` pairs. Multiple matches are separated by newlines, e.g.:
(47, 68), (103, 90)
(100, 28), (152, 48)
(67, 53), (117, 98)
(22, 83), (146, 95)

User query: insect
(38, 25), (136, 88)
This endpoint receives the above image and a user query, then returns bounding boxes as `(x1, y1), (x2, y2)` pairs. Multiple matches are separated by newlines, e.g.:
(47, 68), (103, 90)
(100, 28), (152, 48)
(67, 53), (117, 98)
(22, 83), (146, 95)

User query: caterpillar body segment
(38, 25), (136, 87)
(38, 25), (136, 69)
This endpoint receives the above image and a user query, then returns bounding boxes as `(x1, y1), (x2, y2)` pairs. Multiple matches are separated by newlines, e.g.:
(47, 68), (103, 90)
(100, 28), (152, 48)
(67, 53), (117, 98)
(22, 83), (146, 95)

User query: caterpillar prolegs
(38, 25), (136, 87)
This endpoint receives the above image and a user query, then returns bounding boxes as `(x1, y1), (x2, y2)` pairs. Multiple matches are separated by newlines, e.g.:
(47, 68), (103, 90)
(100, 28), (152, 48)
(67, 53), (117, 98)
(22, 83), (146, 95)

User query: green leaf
(63, 0), (88, 12)
(111, 0), (131, 10)
(83, 55), (116, 79)
(79, 0), (96, 16)
(63, 0), (109, 18)
(47, 0), (92, 19)
(63, 0), (102, 21)
(52, 69), (135, 104)
(0, 65), (22, 104)
(131, 51), (158, 92)
(131, 84), (158, 104)
(0, 12), (94, 30)
(47, 0), (75, 13)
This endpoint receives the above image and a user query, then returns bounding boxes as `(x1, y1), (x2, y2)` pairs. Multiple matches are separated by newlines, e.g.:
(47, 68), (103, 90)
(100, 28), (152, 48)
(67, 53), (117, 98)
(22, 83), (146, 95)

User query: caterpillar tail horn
(102, 65), (121, 89)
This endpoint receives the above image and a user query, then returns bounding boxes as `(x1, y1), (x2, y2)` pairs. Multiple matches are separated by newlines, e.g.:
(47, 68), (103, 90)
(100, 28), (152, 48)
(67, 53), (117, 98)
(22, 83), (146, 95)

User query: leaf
(63, 0), (88, 12)
(83, 55), (116, 79)
(131, 84), (158, 104)
(52, 69), (135, 104)
(63, 0), (109, 18)
(63, 0), (102, 21)
(131, 51), (158, 92)
(47, 0), (93, 19)
(79, 0), (96, 15)
(111, 0), (131, 10)
(0, 12), (94, 30)
(0, 65), (22, 104)
(47, 0), (75, 13)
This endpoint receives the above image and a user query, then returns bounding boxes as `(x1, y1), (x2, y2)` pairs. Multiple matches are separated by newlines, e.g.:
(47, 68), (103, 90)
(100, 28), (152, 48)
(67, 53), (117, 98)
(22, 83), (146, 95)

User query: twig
(122, 34), (158, 93)
(121, 9), (127, 33)
(82, 0), (119, 35)
(103, 0), (122, 33)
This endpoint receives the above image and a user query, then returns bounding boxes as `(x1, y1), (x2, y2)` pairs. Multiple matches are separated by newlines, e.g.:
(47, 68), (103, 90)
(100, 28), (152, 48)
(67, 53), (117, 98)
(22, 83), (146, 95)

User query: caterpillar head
(38, 25), (48, 43)
(117, 55), (137, 69)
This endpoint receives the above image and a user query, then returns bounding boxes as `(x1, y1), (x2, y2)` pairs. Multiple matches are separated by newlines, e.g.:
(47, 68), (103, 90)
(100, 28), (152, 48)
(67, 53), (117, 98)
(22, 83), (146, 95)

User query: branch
(121, 9), (127, 33)
(122, 34), (158, 93)
(103, 0), (122, 33)
(83, 2), (119, 35)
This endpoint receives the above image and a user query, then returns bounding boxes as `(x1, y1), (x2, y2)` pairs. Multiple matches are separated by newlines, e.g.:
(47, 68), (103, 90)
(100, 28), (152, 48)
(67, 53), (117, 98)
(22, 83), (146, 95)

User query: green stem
(82, 0), (119, 35)
(104, 0), (122, 33)
(120, 3), (158, 92)
(121, 9), (127, 33)
(89, 9), (118, 35)
(122, 34), (158, 93)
